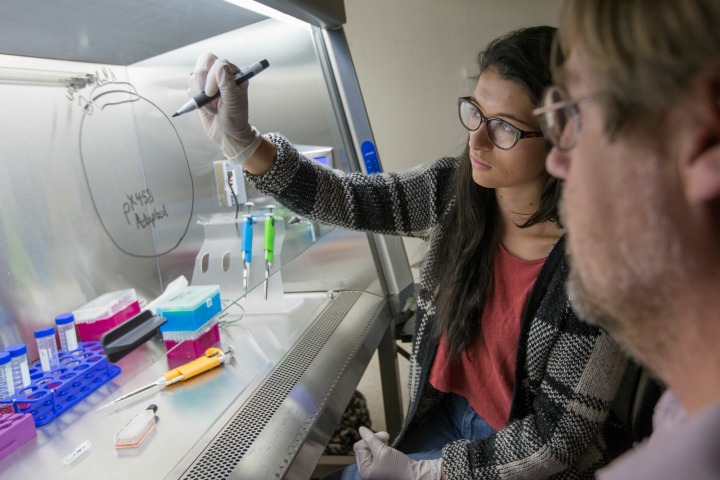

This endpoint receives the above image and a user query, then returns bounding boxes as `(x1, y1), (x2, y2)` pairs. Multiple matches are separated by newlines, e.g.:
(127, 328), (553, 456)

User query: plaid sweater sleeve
(441, 254), (628, 479)
(244, 133), (458, 238)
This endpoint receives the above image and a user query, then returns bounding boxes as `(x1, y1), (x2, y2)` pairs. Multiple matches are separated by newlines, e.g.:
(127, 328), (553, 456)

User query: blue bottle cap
(34, 327), (56, 338)
(0, 351), (10, 365)
(55, 313), (75, 326)
(5, 344), (27, 357)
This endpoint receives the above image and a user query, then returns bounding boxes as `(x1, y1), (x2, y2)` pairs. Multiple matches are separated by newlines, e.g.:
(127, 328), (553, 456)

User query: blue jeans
(336, 393), (495, 480)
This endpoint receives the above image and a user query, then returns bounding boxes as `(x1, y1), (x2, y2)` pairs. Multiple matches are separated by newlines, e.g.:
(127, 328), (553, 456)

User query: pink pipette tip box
(0, 413), (37, 462)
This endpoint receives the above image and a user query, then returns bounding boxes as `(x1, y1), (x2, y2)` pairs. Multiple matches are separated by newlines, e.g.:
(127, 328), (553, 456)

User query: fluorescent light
(0, 66), (93, 88)
(222, 0), (311, 30)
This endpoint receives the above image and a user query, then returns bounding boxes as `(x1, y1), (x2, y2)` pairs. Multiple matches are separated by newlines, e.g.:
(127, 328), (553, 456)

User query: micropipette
(242, 202), (254, 294)
(263, 206), (276, 300)
(96, 346), (233, 411)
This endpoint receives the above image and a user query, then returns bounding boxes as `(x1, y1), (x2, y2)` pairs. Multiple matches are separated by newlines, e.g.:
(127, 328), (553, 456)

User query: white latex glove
(354, 426), (442, 480)
(188, 52), (262, 164)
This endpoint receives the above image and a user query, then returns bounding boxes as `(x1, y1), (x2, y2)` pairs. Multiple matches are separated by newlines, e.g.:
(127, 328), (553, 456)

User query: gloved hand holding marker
(174, 58), (269, 117)
(181, 53), (268, 165)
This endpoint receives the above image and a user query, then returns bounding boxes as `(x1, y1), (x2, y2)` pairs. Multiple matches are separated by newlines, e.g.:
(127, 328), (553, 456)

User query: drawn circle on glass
(79, 86), (194, 258)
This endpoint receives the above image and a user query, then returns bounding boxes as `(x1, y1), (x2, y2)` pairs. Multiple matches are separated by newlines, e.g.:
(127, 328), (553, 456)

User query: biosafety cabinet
(0, 1), (413, 478)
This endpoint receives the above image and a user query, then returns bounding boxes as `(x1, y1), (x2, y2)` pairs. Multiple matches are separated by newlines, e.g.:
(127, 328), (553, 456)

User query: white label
(39, 348), (51, 372)
(2, 364), (14, 396)
(20, 360), (30, 386)
(63, 331), (79, 352)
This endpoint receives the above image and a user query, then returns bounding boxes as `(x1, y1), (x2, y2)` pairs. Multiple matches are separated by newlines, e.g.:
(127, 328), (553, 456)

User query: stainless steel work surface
(0, 290), (388, 479)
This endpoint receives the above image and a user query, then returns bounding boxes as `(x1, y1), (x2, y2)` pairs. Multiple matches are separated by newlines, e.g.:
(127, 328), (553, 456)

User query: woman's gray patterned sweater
(246, 134), (629, 479)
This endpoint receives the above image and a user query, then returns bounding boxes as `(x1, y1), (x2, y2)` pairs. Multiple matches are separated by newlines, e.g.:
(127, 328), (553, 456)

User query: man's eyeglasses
(532, 86), (602, 151)
(457, 97), (543, 150)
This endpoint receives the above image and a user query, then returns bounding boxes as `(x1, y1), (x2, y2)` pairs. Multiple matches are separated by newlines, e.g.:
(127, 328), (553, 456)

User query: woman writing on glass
(188, 26), (631, 479)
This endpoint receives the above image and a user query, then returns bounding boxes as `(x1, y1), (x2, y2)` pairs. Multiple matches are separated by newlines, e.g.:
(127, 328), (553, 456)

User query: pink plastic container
(0, 414), (37, 462)
(72, 290), (141, 342)
(163, 319), (221, 360)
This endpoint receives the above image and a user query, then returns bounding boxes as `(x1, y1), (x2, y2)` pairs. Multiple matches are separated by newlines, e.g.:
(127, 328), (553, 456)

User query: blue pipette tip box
(156, 285), (221, 332)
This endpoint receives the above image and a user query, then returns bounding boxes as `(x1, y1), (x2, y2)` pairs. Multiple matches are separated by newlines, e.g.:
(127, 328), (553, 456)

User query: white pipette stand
(191, 213), (303, 315)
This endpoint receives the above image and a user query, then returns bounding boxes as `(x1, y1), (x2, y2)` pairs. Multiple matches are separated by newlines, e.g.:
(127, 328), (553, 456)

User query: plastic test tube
(34, 327), (59, 372)
(55, 313), (79, 352)
(0, 352), (13, 414)
(0, 351), (15, 408)
(5, 344), (31, 389)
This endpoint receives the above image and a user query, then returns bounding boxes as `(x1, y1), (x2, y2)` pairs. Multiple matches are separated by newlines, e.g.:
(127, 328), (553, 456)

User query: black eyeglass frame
(457, 96), (543, 150)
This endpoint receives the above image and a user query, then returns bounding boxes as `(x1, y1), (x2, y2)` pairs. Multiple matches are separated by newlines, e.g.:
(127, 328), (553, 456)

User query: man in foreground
(534, 0), (720, 478)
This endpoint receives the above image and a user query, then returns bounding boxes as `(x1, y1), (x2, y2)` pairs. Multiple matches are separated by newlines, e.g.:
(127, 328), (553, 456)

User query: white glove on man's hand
(188, 52), (262, 164)
(354, 426), (442, 480)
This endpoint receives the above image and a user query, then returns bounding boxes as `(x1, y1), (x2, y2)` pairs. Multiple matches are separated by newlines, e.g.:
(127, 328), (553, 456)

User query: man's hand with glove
(354, 426), (443, 480)
(188, 53), (262, 164)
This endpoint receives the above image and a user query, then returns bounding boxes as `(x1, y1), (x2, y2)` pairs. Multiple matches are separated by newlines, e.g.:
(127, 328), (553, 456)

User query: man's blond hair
(556, 0), (720, 138)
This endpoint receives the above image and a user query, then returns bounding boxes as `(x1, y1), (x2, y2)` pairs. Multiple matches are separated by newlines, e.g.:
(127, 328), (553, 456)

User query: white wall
(343, 0), (562, 172)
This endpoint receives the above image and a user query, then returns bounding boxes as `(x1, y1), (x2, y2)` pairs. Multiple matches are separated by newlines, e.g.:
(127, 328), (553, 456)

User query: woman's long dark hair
(430, 26), (561, 361)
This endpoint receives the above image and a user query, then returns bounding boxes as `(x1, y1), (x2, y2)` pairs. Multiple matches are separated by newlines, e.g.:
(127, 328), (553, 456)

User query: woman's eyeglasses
(457, 97), (543, 150)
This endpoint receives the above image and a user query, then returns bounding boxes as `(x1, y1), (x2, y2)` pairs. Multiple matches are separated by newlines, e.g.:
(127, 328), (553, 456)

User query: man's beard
(558, 164), (682, 373)
(566, 260), (668, 381)
(566, 264), (622, 332)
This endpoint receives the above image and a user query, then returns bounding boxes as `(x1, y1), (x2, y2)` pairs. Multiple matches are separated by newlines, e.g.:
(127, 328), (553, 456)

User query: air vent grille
(181, 290), (363, 480)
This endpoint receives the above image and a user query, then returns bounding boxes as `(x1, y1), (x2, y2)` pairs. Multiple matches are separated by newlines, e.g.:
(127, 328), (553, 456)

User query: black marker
(172, 59), (269, 117)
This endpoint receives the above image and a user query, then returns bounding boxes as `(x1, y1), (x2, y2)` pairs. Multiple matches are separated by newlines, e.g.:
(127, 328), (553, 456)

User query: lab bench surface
(0, 290), (392, 480)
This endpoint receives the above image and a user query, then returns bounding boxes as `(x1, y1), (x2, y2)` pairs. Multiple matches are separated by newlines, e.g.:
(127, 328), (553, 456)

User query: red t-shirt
(429, 244), (545, 430)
